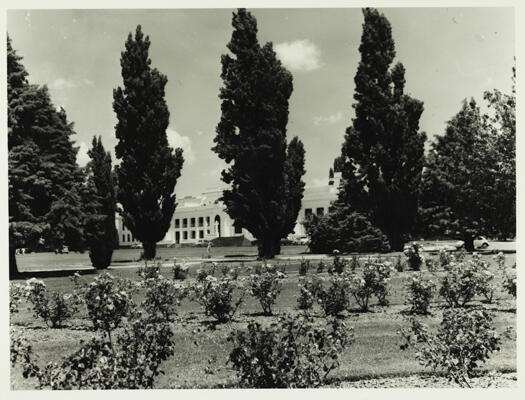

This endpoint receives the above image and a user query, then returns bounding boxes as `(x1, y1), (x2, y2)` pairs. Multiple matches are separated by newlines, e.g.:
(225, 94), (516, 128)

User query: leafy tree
(420, 99), (492, 251)
(305, 201), (390, 254)
(336, 8), (426, 251)
(213, 9), (305, 259)
(8, 35), (85, 278)
(482, 67), (515, 240)
(83, 136), (118, 269)
(113, 25), (184, 260)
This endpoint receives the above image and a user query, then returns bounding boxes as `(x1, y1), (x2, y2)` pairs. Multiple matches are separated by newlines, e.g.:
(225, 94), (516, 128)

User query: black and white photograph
(4, 0), (519, 392)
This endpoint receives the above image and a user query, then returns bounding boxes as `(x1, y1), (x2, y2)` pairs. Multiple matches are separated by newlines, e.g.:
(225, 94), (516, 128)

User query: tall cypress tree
(213, 9), (305, 259)
(281, 137), (306, 243)
(83, 136), (117, 269)
(337, 8), (426, 250)
(113, 25), (184, 260)
(8, 35), (86, 278)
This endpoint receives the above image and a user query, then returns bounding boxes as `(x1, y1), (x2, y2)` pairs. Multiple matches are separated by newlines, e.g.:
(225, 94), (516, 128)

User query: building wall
(116, 173), (341, 245)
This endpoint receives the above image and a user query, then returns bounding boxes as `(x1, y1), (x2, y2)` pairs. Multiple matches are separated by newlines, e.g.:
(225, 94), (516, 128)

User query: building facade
(116, 172), (341, 247)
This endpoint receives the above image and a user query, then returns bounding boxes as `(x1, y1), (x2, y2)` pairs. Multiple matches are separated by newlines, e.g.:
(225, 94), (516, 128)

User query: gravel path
(338, 372), (517, 388)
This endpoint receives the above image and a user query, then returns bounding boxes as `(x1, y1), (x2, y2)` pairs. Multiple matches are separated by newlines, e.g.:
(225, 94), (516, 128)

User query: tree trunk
(143, 241), (156, 260)
(9, 245), (21, 280)
(387, 232), (404, 252)
(258, 237), (276, 260)
(463, 236), (474, 252)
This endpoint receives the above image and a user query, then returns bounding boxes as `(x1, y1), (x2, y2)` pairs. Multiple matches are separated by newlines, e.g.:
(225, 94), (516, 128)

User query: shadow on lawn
(14, 269), (95, 280)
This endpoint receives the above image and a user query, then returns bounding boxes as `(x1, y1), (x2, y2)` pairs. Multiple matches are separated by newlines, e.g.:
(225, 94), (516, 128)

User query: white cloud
(196, 130), (204, 136)
(76, 141), (90, 167)
(314, 111), (343, 125)
(166, 127), (196, 164)
(51, 77), (94, 90)
(274, 40), (323, 72)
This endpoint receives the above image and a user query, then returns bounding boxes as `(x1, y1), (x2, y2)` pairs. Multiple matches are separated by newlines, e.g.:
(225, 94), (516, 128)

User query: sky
(6, 7), (515, 197)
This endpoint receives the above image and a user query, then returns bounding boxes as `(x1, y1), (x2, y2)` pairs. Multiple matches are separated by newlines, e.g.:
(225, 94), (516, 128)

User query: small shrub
(317, 274), (351, 316)
(394, 255), (404, 272)
(193, 276), (245, 323)
(348, 261), (393, 310)
(403, 242), (424, 271)
(404, 273), (436, 314)
(10, 283), (25, 314)
(438, 249), (453, 270)
(228, 314), (353, 388)
(137, 263), (160, 280)
(332, 249), (348, 274)
(24, 278), (79, 328)
(399, 307), (503, 387)
(84, 273), (132, 339)
(350, 255), (360, 272)
(493, 252), (506, 271)
(173, 262), (189, 280)
(439, 255), (495, 307)
(503, 263), (516, 298)
(424, 258), (436, 272)
(296, 275), (323, 310)
(11, 311), (175, 389)
(316, 260), (325, 273)
(142, 276), (187, 323)
(299, 258), (310, 276)
(249, 267), (285, 315)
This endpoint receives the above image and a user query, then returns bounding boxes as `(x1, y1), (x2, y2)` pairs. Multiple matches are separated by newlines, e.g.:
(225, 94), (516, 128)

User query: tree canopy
(336, 8), (426, 251)
(113, 25), (184, 260)
(8, 35), (85, 278)
(213, 9), (305, 258)
(83, 136), (118, 269)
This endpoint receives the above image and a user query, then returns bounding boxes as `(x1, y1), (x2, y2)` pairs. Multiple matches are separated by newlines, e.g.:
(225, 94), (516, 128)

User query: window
(305, 208), (313, 218)
(206, 216), (210, 226)
(198, 217), (204, 227)
(183, 218), (188, 228)
(191, 231), (196, 239)
(316, 207), (324, 216)
(122, 234), (126, 242)
(175, 219), (180, 228)
(190, 217), (196, 227)
(206, 229), (210, 235)
(199, 230), (204, 239)
(183, 231), (188, 240)
(127, 234), (130, 242)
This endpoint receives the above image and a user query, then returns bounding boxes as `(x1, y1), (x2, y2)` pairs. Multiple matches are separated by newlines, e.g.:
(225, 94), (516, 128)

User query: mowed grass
(10, 253), (516, 389)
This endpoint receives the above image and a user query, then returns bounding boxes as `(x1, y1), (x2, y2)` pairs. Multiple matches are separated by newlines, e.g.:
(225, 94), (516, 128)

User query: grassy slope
(10, 254), (517, 389)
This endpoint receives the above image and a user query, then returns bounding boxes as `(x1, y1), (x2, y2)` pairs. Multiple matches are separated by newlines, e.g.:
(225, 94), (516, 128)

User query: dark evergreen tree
(83, 136), (118, 269)
(213, 9), (305, 259)
(280, 137), (306, 244)
(8, 35), (86, 278)
(420, 99), (492, 251)
(113, 25), (184, 260)
(337, 8), (426, 250)
(305, 201), (390, 254)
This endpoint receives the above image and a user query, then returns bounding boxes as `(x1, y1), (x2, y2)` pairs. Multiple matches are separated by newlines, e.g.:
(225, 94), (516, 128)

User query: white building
(116, 172), (341, 247)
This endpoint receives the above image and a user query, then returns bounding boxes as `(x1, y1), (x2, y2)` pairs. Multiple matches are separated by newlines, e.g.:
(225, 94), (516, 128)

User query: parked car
(131, 243), (143, 249)
(452, 237), (489, 250)
(194, 240), (210, 247)
(474, 236), (490, 249)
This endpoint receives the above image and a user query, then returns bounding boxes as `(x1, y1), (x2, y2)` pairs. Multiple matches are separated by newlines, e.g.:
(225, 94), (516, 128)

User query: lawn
(10, 252), (517, 389)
